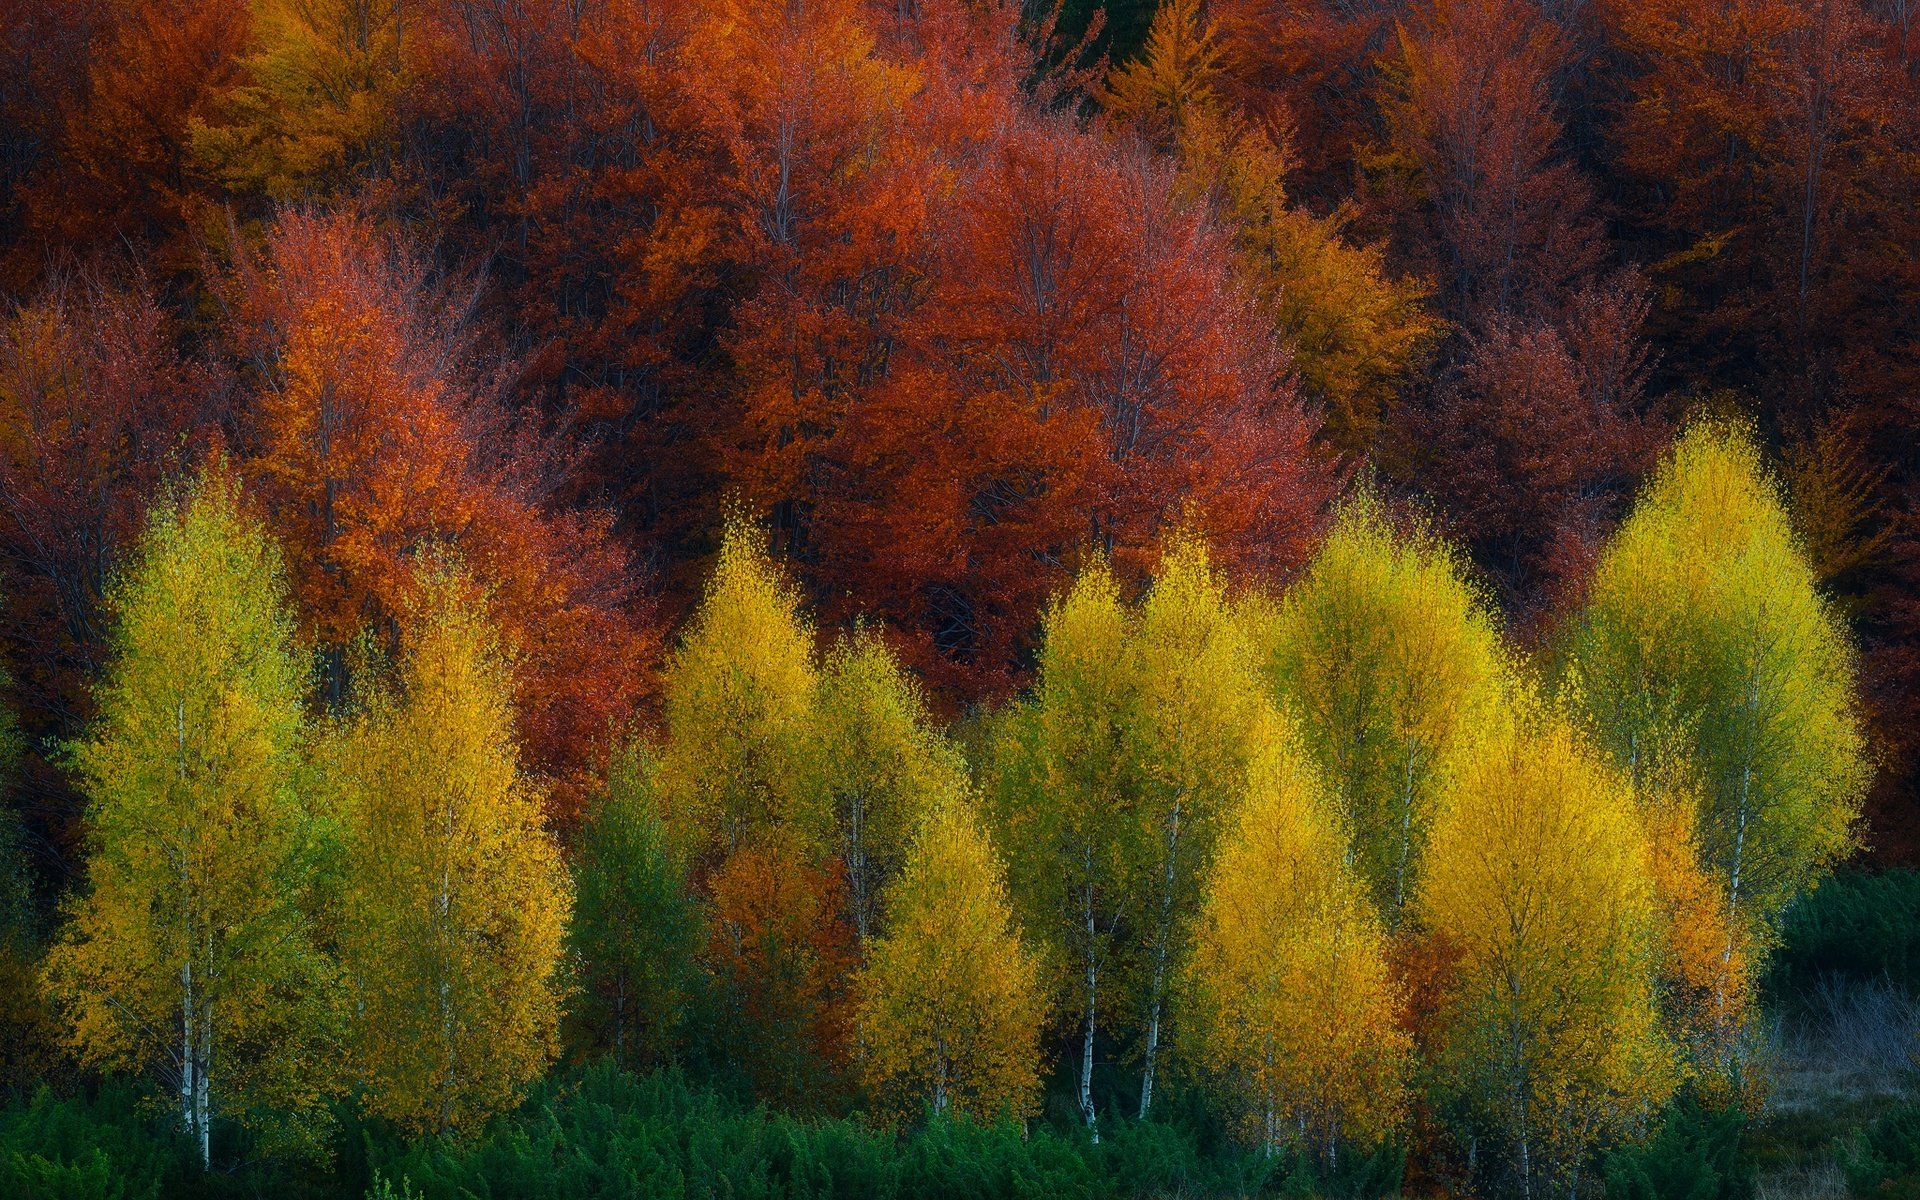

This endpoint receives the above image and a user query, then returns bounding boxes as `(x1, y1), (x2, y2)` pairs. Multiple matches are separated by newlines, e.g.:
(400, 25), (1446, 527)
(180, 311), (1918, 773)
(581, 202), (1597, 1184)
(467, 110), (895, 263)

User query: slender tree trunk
(195, 1001), (211, 1170)
(1139, 796), (1183, 1119)
(1079, 854), (1099, 1142)
(180, 959), (196, 1149)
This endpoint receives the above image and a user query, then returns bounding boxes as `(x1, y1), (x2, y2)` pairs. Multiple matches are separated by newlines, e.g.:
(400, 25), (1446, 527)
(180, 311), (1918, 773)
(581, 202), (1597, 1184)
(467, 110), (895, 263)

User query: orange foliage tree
(222, 209), (655, 817)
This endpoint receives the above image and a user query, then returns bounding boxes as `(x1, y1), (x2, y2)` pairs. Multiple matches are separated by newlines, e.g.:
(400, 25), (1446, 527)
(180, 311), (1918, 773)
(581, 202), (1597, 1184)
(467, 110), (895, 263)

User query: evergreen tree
(567, 747), (705, 1070)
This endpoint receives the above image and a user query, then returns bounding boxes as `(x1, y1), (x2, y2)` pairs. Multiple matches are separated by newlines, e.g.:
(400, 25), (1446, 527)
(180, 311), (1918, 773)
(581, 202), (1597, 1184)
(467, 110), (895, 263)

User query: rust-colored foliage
(1394, 274), (1665, 615)
(224, 210), (655, 819)
(701, 843), (857, 1112)
(0, 270), (219, 846)
(1373, 0), (1604, 329)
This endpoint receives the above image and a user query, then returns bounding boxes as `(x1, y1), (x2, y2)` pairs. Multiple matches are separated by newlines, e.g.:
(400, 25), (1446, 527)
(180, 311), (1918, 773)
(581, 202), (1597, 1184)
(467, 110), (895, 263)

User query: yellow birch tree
(1185, 718), (1408, 1160)
(1249, 494), (1507, 923)
(1418, 692), (1674, 1199)
(857, 793), (1045, 1124)
(43, 467), (331, 1167)
(330, 564), (569, 1137)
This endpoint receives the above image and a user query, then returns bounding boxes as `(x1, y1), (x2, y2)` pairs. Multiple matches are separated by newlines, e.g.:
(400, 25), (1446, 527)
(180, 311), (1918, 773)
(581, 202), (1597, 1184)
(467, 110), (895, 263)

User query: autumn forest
(0, 0), (1915, 1196)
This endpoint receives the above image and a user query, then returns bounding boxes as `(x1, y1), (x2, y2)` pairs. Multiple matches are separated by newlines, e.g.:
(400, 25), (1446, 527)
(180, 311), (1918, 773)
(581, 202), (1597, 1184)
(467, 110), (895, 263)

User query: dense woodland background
(0, 0), (1918, 1196)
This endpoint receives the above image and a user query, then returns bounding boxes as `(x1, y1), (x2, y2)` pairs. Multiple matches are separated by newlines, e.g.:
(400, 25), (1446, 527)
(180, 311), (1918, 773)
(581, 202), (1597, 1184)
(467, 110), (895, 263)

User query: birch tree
(43, 467), (328, 1167)
(1564, 419), (1865, 961)
(986, 557), (1144, 1141)
(1418, 692), (1674, 1200)
(811, 629), (969, 949)
(1186, 719), (1408, 1161)
(857, 793), (1045, 1124)
(1127, 534), (1267, 1118)
(1250, 494), (1507, 923)
(330, 564), (569, 1136)
(655, 518), (822, 864)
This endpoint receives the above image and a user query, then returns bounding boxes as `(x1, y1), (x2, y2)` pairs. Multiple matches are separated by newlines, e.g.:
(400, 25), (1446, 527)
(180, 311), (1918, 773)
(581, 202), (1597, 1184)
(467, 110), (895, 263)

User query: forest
(0, 0), (1916, 1196)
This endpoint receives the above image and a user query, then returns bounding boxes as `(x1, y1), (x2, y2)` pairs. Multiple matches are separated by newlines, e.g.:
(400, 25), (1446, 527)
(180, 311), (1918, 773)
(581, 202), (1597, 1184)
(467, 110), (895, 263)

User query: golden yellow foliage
(810, 628), (970, 947)
(657, 518), (822, 862)
(329, 564), (569, 1137)
(1101, 0), (1439, 458)
(1185, 720), (1408, 1156)
(42, 466), (330, 1165)
(1565, 418), (1865, 960)
(1418, 691), (1674, 1197)
(857, 793), (1045, 1124)
(1250, 495), (1507, 922)
(192, 0), (409, 198)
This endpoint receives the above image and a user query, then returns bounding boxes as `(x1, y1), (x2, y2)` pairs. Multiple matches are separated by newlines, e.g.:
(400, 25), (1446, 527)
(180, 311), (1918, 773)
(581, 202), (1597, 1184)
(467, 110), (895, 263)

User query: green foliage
(566, 747), (707, 1071)
(1604, 1098), (1754, 1200)
(1768, 870), (1920, 1003)
(1844, 1102), (1920, 1200)
(0, 1085), (181, 1200)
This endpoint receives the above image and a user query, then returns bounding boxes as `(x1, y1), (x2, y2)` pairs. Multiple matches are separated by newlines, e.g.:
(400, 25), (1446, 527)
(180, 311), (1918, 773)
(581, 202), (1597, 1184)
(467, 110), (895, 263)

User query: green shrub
(1769, 870), (1920, 1005)
(1845, 1102), (1920, 1199)
(1604, 1098), (1754, 1200)
(0, 1085), (189, 1200)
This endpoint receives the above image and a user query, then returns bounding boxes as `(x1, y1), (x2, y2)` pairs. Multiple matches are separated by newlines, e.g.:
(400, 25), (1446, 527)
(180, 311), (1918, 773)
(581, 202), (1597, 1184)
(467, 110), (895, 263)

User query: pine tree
(567, 746), (705, 1070)
(43, 466), (329, 1167)
(857, 793), (1045, 1124)
(1186, 719), (1408, 1159)
(1249, 495), (1507, 922)
(329, 563), (569, 1136)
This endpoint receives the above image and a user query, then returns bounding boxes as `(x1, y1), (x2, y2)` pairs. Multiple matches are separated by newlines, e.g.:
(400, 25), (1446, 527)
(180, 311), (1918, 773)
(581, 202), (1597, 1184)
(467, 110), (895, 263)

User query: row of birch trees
(37, 420), (1865, 1197)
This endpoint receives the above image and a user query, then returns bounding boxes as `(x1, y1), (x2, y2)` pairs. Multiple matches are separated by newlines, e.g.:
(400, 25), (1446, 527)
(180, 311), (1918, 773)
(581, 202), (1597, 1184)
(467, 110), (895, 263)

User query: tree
(1418, 693), (1675, 1200)
(12, 0), (246, 274)
(329, 563), (570, 1137)
(227, 208), (654, 819)
(811, 629), (969, 948)
(1393, 273), (1664, 613)
(566, 746), (705, 1071)
(699, 839), (857, 1111)
(813, 95), (1331, 698)
(1248, 494), (1507, 922)
(857, 792), (1045, 1124)
(1186, 717), (1407, 1161)
(42, 466), (329, 1167)
(0, 270), (218, 853)
(1372, 0), (1604, 329)
(654, 518), (821, 864)
(986, 557), (1143, 1139)
(1126, 533), (1268, 1119)
(1563, 419), (1865, 963)
(1102, 0), (1440, 460)
(191, 0), (411, 198)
